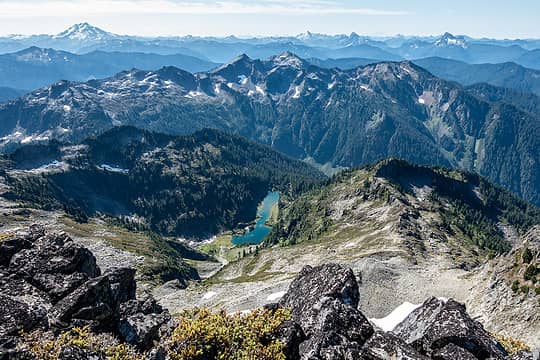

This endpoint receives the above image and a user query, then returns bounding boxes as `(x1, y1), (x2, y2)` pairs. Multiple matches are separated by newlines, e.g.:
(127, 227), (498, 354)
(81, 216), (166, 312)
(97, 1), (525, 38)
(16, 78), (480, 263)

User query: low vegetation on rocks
(166, 308), (290, 360)
(510, 247), (540, 301)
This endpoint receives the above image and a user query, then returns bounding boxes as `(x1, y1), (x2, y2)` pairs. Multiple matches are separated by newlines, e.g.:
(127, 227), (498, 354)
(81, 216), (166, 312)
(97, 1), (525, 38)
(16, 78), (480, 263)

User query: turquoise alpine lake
(231, 191), (279, 245)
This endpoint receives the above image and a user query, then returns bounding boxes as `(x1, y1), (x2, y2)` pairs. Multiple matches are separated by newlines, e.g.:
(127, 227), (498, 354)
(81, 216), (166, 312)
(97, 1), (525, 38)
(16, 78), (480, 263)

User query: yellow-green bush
(493, 333), (531, 354)
(166, 308), (290, 360)
(20, 326), (143, 360)
(18, 308), (290, 360)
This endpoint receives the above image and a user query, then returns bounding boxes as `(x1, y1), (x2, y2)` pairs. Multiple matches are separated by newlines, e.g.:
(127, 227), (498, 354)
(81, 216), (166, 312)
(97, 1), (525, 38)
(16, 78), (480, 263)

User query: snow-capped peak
(54, 23), (114, 41)
(271, 52), (306, 69)
(349, 32), (360, 40)
(434, 32), (467, 48)
(297, 31), (314, 40)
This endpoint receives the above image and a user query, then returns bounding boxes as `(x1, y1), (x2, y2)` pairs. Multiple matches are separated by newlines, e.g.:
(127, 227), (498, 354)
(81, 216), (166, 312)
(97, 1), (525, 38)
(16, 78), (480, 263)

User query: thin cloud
(0, 0), (410, 16)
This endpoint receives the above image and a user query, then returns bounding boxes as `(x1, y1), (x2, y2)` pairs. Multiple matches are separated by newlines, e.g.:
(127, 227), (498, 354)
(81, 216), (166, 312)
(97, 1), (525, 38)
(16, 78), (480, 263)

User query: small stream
(231, 191), (279, 245)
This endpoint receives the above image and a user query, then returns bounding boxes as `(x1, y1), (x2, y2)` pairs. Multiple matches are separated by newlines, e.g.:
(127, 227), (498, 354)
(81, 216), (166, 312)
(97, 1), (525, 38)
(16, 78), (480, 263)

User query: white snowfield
(266, 291), (287, 302)
(370, 297), (449, 332)
(202, 291), (217, 300)
(369, 301), (421, 332)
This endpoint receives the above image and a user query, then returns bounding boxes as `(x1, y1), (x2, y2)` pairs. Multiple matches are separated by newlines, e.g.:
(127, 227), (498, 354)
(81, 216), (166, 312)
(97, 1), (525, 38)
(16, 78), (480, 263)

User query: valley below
(1, 158), (538, 349)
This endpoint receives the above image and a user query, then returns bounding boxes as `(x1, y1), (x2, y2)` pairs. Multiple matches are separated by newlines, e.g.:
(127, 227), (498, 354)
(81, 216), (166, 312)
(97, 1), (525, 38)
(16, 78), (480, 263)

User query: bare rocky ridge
(0, 53), (538, 207)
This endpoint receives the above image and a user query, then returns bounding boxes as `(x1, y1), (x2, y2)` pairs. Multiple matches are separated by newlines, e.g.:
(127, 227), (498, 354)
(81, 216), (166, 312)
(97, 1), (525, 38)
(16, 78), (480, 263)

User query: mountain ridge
(2, 126), (325, 238)
(0, 53), (538, 207)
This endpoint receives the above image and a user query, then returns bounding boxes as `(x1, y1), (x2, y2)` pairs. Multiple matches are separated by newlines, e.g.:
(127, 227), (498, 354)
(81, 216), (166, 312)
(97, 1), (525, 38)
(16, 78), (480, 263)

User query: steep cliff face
(466, 227), (540, 348)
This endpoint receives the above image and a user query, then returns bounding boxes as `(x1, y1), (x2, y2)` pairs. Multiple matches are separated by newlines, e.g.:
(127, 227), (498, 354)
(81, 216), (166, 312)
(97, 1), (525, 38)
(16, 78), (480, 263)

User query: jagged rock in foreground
(271, 263), (526, 360)
(393, 297), (508, 359)
(0, 226), (169, 357)
(1, 228), (536, 359)
(277, 264), (374, 358)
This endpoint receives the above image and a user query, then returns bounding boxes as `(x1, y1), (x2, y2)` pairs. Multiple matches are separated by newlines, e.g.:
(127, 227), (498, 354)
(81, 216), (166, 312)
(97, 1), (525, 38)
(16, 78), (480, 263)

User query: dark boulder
(277, 264), (373, 359)
(0, 277), (50, 337)
(298, 331), (363, 359)
(0, 237), (33, 267)
(276, 320), (305, 360)
(118, 312), (171, 350)
(31, 272), (89, 303)
(433, 343), (478, 360)
(48, 275), (117, 330)
(120, 296), (164, 317)
(118, 294), (169, 350)
(279, 264), (360, 322)
(361, 330), (429, 360)
(0, 226), (173, 358)
(105, 267), (136, 304)
(0, 294), (48, 338)
(303, 297), (373, 346)
(58, 346), (105, 360)
(9, 232), (100, 280)
(392, 297), (507, 359)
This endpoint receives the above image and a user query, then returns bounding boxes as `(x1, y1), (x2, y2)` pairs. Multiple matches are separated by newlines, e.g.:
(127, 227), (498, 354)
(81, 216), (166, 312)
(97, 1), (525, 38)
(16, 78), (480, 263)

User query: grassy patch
(266, 202), (279, 226)
(60, 216), (196, 284)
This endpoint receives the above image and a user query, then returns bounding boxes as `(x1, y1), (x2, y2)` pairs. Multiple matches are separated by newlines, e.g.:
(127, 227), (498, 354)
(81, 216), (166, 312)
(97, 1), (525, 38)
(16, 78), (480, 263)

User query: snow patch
(99, 164), (128, 173)
(255, 85), (265, 95)
(370, 302), (421, 332)
(292, 86), (302, 99)
(418, 97), (425, 104)
(63, 105), (71, 112)
(21, 136), (34, 144)
(266, 291), (286, 302)
(202, 291), (217, 300)
(238, 75), (248, 85)
(184, 90), (205, 99)
(38, 160), (65, 171)
(360, 84), (370, 91)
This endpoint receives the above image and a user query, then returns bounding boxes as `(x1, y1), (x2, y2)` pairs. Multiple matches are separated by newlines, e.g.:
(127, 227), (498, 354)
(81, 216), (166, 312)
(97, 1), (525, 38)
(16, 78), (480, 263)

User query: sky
(0, 0), (539, 39)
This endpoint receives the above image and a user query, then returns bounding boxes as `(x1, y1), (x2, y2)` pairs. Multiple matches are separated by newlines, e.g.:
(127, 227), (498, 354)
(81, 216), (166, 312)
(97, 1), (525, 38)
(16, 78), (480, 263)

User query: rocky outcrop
(0, 226), (168, 357)
(276, 264), (373, 359)
(393, 297), (508, 359)
(361, 331), (429, 359)
(270, 263), (532, 360)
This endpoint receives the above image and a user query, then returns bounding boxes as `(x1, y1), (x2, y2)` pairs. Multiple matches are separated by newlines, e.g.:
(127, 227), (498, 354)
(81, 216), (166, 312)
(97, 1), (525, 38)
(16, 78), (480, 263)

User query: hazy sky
(0, 0), (538, 38)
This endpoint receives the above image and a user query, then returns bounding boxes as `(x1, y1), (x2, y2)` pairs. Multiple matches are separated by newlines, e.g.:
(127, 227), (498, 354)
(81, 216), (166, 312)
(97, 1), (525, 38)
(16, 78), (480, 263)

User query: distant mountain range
(0, 52), (538, 207)
(414, 58), (540, 96)
(2, 23), (540, 66)
(0, 47), (218, 90)
(310, 56), (540, 96)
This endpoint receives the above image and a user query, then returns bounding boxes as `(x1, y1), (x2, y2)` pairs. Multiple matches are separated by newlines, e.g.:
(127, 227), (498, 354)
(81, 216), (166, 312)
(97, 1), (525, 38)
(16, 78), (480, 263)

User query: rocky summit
(1, 226), (537, 359)
(0, 226), (170, 357)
